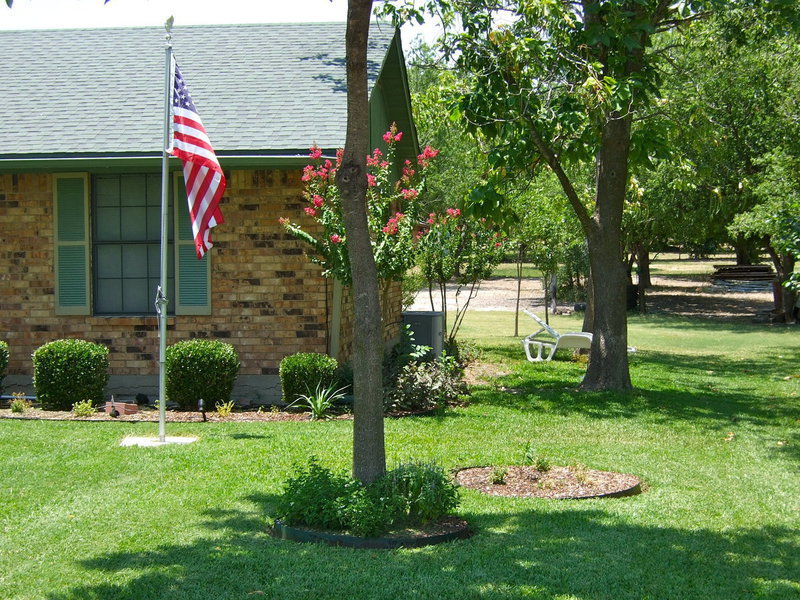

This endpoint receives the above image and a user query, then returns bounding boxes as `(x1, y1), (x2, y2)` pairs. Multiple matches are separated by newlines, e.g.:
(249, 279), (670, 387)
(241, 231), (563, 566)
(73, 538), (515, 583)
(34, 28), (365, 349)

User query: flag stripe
(170, 62), (226, 259)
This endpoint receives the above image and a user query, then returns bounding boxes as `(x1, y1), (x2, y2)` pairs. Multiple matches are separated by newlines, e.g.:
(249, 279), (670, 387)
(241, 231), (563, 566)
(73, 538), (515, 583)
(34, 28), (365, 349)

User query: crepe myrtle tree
(281, 125), (436, 286)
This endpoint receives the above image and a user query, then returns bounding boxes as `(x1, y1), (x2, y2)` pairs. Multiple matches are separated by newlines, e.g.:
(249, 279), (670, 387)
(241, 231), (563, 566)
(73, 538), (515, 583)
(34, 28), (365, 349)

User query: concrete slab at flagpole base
(120, 436), (199, 447)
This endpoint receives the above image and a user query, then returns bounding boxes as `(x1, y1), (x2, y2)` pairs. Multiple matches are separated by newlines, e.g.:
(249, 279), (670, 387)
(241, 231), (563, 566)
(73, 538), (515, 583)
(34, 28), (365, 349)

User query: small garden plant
(9, 392), (32, 414)
(0, 340), (8, 392)
(215, 400), (235, 419)
(274, 457), (460, 537)
(71, 399), (96, 418)
(286, 382), (348, 420)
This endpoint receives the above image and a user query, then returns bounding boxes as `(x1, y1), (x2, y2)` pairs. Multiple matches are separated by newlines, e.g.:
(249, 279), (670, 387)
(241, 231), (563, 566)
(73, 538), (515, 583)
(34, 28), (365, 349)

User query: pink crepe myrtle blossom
(330, 233), (342, 244)
(304, 207), (317, 217)
(367, 173), (377, 187)
(309, 145), (323, 160)
(312, 195), (324, 208)
(446, 207), (461, 218)
(417, 146), (439, 167)
(401, 188), (419, 201)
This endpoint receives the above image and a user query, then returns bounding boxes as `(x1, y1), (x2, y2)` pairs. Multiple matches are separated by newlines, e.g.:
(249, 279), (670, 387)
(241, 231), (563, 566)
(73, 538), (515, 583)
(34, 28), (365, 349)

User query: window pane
(146, 174), (161, 206)
(96, 245), (122, 278)
(120, 175), (147, 206)
(94, 177), (120, 207)
(122, 278), (149, 313)
(96, 207), (121, 241)
(120, 207), (147, 241)
(96, 278), (122, 314)
(122, 245), (148, 279)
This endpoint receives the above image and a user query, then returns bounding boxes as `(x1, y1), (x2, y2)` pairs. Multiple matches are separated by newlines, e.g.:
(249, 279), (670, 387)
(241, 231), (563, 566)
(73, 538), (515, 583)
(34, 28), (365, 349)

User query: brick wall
(0, 170), (403, 401)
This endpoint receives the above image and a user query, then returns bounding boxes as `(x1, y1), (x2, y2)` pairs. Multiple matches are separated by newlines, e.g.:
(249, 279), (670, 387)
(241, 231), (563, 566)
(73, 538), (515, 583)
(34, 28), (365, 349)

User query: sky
(0, 0), (436, 49)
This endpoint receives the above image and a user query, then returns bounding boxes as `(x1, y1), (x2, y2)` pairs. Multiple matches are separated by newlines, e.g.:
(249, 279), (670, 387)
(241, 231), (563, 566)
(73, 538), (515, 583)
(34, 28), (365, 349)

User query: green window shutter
(54, 174), (90, 315)
(173, 173), (211, 315)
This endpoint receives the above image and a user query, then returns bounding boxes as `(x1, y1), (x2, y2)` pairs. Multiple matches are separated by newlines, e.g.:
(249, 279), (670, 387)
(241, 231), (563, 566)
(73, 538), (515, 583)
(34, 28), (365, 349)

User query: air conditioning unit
(401, 311), (444, 357)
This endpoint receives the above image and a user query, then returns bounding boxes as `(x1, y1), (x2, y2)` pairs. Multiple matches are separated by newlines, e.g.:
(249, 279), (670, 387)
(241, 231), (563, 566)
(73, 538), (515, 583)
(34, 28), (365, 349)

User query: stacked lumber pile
(712, 264), (775, 292)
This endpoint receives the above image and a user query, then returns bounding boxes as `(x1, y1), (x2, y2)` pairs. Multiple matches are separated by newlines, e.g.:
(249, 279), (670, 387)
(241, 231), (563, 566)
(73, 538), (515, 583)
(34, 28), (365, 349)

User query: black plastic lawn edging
(269, 518), (473, 549)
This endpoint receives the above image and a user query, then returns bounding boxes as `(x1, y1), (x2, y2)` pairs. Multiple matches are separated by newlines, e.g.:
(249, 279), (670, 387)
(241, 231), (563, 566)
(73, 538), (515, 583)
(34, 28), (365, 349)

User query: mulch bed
(454, 465), (642, 500)
(0, 407), (437, 423)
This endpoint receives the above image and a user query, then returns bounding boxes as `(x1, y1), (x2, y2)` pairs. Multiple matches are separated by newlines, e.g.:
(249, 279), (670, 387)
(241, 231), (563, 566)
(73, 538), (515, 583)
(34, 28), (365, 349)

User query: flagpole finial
(165, 15), (174, 43)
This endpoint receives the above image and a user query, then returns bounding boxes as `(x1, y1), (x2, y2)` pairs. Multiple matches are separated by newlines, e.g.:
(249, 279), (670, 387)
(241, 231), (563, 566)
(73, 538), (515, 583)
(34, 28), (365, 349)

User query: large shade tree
(384, 0), (797, 391)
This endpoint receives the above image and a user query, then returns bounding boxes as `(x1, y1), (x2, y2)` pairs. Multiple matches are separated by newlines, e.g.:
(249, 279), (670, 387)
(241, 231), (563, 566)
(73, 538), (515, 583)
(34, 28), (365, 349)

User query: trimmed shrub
(165, 339), (240, 410)
(32, 339), (109, 410)
(279, 352), (339, 403)
(0, 340), (8, 392)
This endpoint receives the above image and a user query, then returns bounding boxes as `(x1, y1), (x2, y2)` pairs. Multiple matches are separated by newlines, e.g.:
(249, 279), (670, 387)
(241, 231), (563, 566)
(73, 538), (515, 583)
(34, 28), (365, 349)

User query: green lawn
(2, 312), (799, 599)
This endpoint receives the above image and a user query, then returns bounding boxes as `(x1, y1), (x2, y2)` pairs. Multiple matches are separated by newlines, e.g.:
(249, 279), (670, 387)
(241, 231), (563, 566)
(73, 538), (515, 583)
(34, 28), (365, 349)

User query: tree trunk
(339, 0), (385, 485)
(581, 114), (632, 392)
(635, 242), (651, 288)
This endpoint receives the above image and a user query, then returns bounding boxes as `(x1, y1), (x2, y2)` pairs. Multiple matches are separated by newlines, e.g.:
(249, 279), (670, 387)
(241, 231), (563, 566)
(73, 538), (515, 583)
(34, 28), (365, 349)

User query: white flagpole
(156, 18), (175, 443)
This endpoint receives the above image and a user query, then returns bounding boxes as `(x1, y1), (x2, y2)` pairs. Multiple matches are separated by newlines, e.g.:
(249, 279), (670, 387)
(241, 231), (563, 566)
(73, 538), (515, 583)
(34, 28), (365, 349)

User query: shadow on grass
(46, 495), (799, 600)
(468, 345), (800, 467)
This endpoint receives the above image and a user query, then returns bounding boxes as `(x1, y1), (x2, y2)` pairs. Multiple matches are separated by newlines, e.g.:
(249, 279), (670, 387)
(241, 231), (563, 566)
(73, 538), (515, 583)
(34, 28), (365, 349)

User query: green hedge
(165, 339), (240, 410)
(0, 340), (8, 392)
(279, 352), (338, 403)
(32, 339), (109, 410)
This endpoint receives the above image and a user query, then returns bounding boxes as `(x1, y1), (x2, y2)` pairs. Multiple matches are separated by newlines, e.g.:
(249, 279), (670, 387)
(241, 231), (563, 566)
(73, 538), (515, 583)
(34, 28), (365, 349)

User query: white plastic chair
(521, 310), (593, 362)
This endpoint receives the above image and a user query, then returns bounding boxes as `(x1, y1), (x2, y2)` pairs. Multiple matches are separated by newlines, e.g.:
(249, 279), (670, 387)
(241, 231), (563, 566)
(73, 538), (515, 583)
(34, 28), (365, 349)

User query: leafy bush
(71, 399), (96, 417)
(275, 457), (353, 531)
(0, 340), (8, 392)
(383, 324), (432, 386)
(32, 339), (109, 411)
(274, 458), (460, 537)
(373, 461), (460, 523)
(165, 340), (240, 410)
(279, 352), (339, 404)
(384, 354), (467, 413)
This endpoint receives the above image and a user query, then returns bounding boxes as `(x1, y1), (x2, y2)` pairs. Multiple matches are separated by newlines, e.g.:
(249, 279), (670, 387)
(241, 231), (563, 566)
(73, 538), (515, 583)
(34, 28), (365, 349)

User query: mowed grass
(2, 313), (799, 598)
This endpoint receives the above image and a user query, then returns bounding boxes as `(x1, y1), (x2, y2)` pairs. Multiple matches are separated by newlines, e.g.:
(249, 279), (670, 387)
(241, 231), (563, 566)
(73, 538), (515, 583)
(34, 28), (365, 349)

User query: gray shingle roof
(0, 22), (398, 158)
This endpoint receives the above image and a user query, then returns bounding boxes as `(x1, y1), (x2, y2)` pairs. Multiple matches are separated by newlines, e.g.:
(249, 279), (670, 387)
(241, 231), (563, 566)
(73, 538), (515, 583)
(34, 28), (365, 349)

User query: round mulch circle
(454, 465), (642, 500)
(270, 516), (472, 549)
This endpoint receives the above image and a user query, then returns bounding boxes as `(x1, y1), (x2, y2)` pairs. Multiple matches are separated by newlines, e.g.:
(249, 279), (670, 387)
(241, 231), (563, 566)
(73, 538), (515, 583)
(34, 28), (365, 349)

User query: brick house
(0, 23), (417, 403)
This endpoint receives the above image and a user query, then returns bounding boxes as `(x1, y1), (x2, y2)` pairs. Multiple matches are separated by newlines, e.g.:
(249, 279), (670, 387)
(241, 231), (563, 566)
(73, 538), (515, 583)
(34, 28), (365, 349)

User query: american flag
(170, 60), (226, 259)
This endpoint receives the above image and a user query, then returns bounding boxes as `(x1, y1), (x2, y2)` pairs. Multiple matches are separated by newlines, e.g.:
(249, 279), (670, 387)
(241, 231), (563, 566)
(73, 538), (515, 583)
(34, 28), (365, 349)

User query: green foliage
(275, 457), (354, 531)
(275, 458), (460, 537)
(165, 340), (240, 411)
(0, 340), (8, 392)
(372, 461), (460, 523)
(71, 399), (96, 418)
(491, 466), (507, 485)
(286, 382), (348, 420)
(384, 354), (467, 413)
(215, 400), (235, 419)
(32, 339), (109, 411)
(279, 352), (339, 404)
(9, 393), (31, 414)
